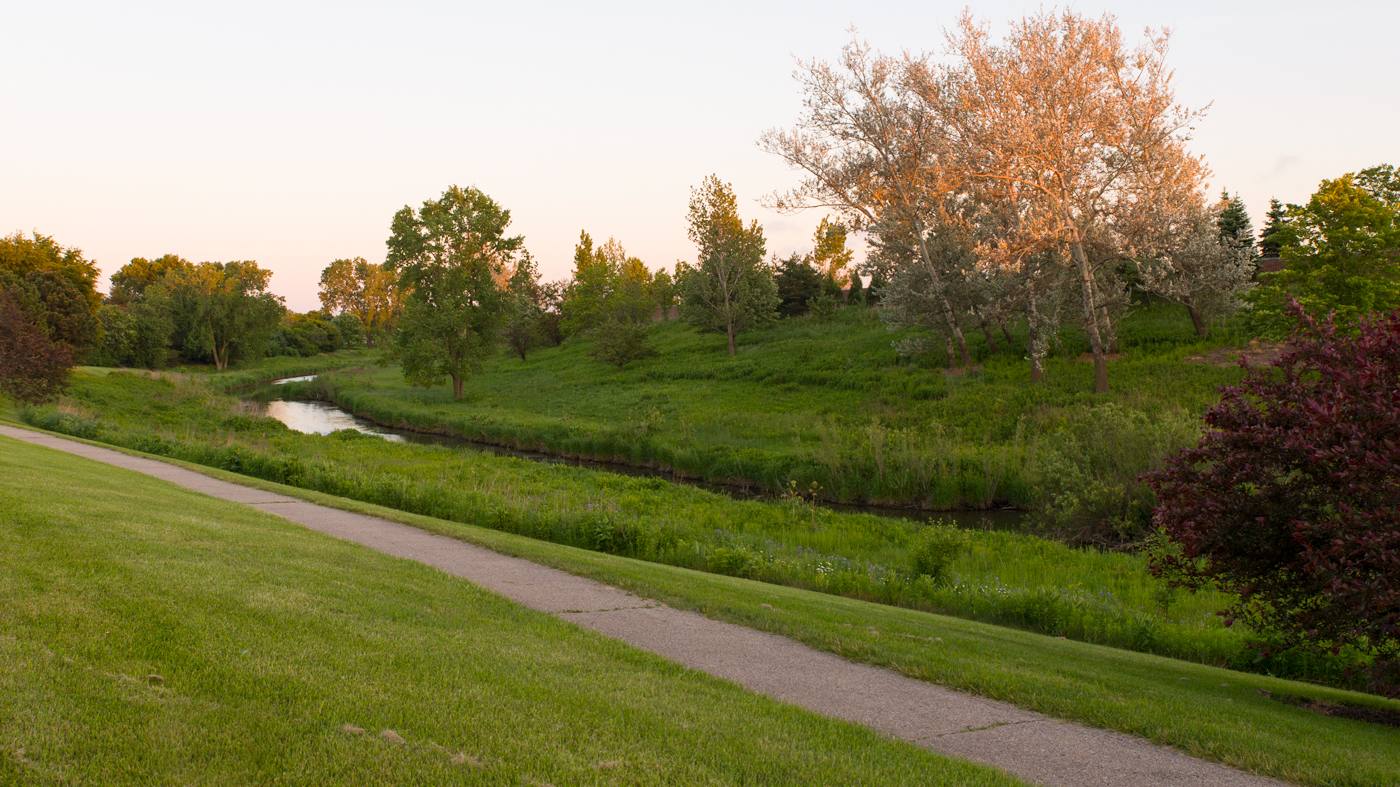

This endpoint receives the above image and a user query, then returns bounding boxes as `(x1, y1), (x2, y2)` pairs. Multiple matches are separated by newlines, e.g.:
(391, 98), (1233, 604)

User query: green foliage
(1258, 198), (1289, 258)
(385, 185), (521, 399)
(0, 232), (103, 356)
(161, 261), (285, 369)
(809, 291), (839, 322)
(773, 253), (823, 317)
(587, 317), (658, 370)
(1029, 404), (1199, 545)
(560, 231), (614, 337)
(1246, 165), (1400, 336)
(909, 522), (970, 585)
(681, 176), (778, 354)
(1215, 190), (1256, 252)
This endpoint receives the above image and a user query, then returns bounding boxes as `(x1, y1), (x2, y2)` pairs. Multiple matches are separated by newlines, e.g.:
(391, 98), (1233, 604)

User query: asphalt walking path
(1, 425), (1287, 787)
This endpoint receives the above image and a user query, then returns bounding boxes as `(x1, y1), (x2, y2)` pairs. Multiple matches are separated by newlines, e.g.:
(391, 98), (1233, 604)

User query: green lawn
(10, 431), (1396, 787)
(22, 370), (1281, 681)
(0, 436), (1025, 787)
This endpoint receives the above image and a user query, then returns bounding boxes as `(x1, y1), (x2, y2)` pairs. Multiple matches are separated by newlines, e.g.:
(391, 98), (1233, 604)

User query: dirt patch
(1270, 692), (1400, 728)
(1182, 341), (1285, 368)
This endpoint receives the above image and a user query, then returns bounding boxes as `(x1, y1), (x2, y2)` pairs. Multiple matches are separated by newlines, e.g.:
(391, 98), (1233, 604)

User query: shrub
(1146, 304), (1400, 695)
(0, 290), (74, 403)
(909, 522), (970, 586)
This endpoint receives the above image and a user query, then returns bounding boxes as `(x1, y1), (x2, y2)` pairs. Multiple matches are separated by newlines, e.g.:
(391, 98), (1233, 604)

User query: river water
(252, 377), (1028, 530)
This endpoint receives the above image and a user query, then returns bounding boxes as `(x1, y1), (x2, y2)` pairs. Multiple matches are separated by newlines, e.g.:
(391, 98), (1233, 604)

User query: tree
(588, 317), (659, 370)
(932, 10), (1209, 392)
(1246, 166), (1400, 337)
(559, 231), (614, 338)
(0, 232), (104, 357)
(110, 254), (191, 303)
(680, 175), (778, 355)
(1258, 198), (1289, 258)
(385, 185), (521, 400)
(1146, 305), (1400, 695)
(761, 42), (975, 367)
(501, 252), (544, 361)
(810, 217), (854, 285)
(773, 253), (824, 317)
(317, 257), (401, 347)
(0, 289), (73, 403)
(1134, 200), (1256, 337)
(650, 267), (678, 320)
(1215, 191), (1256, 255)
(163, 261), (285, 369)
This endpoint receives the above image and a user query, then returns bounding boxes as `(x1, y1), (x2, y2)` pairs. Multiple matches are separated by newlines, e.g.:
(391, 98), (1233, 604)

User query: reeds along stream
(246, 378), (1030, 532)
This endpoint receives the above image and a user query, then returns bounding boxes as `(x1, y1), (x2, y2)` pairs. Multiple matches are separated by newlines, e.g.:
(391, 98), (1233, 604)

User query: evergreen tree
(1258, 198), (1290, 258)
(772, 253), (823, 317)
(1216, 190), (1256, 257)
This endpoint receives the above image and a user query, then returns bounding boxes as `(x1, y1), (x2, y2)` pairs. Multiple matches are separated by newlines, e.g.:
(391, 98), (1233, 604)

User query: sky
(3, 1), (1396, 312)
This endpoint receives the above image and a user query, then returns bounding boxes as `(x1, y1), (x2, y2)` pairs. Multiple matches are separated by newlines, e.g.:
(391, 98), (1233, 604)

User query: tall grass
(268, 300), (1241, 541)
(22, 369), (1368, 689)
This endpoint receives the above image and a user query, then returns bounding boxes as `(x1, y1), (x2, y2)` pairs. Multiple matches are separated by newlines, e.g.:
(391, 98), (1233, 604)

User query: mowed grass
(22, 371), (1274, 681)
(23, 434), (1400, 787)
(0, 436), (1026, 787)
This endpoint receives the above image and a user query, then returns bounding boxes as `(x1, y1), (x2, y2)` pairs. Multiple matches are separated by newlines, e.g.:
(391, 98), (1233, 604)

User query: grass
(16, 370), (1368, 689)
(0, 435), (1027, 787)
(293, 300), (1250, 512)
(8, 429), (1397, 787)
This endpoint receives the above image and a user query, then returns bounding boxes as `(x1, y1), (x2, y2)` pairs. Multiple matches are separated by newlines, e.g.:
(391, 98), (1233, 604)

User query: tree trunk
(910, 221), (971, 368)
(1186, 303), (1209, 337)
(1070, 241), (1110, 393)
(1098, 305), (1119, 354)
(452, 374), (464, 400)
(979, 315), (1000, 353)
(1026, 298), (1043, 383)
(727, 325), (736, 356)
(1000, 320), (1015, 348)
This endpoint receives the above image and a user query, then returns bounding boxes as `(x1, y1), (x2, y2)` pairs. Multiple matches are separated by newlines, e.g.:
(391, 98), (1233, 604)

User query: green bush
(909, 522), (970, 585)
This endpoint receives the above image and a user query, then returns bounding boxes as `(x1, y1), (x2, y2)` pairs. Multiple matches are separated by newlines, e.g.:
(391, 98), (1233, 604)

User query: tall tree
(932, 10), (1209, 392)
(1216, 191), (1256, 256)
(681, 175), (778, 355)
(559, 231), (614, 337)
(810, 217), (854, 285)
(385, 185), (521, 399)
(501, 251), (544, 362)
(317, 257), (401, 347)
(162, 261), (284, 369)
(761, 42), (975, 367)
(1258, 198), (1290, 258)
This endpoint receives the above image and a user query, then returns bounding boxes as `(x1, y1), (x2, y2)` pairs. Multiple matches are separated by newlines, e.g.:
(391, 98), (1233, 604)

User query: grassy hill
(297, 299), (1250, 533)
(0, 435), (1024, 786)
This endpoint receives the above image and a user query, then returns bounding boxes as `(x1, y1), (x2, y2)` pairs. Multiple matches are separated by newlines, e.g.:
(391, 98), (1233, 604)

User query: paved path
(1, 425), (1286, 787)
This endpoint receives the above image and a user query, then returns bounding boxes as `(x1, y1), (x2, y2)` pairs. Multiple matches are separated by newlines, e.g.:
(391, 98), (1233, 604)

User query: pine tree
(1216, 190), (1256, 258)
(1258, 198), (1290, 258)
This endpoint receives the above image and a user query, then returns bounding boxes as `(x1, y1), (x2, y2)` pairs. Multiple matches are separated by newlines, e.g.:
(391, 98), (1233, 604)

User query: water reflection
(253, 394), (1028, 531)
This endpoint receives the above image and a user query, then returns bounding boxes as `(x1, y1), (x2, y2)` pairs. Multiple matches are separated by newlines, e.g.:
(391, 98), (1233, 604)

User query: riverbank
(17, 366), (1370, 688)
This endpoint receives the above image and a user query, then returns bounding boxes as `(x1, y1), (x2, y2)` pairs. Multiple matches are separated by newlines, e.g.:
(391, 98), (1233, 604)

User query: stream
(251, 376), (1029, 531)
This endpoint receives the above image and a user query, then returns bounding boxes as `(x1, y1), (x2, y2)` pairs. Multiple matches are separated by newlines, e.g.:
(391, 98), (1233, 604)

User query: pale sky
(3, 1), (1396, 311)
